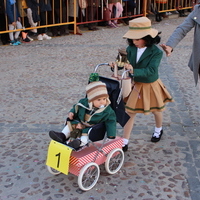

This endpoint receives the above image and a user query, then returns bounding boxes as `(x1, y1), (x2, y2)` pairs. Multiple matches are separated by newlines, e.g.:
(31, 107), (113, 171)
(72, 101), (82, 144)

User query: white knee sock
(80, 135), (88, 146)
(62, 125), (71, 138)
(154, 127), (162, 133)
(122, 138), (129, 146)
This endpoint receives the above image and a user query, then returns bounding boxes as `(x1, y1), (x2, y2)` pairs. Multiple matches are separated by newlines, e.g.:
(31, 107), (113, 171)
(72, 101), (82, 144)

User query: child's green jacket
(69, 98), (116, 138)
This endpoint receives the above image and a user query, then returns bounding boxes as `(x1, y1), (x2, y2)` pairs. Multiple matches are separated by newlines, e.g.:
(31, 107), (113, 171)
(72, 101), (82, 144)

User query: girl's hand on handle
(68, 112), (74, 120)
(109, 62), (116, 70)
(124, 63), (133, 74)
(160, 44), (173, 57)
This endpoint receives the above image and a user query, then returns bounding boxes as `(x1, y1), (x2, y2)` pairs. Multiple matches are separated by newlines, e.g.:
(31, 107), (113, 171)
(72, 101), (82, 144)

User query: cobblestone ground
(0, 15), (200, 200)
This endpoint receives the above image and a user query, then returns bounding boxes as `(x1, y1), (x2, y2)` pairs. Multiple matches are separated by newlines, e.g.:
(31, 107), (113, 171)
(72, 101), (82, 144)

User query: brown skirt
(125, 79), (174, 115)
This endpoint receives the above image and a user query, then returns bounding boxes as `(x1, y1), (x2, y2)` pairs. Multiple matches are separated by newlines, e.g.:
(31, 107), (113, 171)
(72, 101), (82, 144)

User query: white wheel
(105, 148), (124, 174)
(47, 165), (61, 175)
(78, 162), (100, 191)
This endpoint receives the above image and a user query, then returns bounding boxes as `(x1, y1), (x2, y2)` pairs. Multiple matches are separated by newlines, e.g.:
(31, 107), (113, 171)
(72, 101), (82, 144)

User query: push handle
(121, 69), (131, 79)
(94, 63), (109, 73)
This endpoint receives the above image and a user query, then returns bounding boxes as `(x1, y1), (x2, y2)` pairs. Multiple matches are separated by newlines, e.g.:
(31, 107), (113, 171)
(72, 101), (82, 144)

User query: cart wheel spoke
(78, 162), (100, 191)
(105, 148), (124, 174)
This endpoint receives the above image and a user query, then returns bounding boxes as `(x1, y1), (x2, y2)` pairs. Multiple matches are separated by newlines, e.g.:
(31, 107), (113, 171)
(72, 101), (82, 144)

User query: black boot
(51, 27), (59, 37)
(49, 131), (66, 143)
(155, 13), (162, 22)
(178, 10), (187, 17)
(59, 26), (69, 36)
(67, 139), (81, 150)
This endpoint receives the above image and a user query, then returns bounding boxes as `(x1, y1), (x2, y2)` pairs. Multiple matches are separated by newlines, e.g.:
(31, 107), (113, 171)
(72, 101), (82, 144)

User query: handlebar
(121, 69), (131, 79)
(94, 63), (109, 73)
(94, 63), (132, 79)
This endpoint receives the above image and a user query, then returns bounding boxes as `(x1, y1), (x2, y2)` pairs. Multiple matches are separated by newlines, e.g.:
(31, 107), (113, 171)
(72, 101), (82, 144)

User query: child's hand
(109, 62), (116, 69)
(68, 112), (74, 120)
(124, 63), (133, 74)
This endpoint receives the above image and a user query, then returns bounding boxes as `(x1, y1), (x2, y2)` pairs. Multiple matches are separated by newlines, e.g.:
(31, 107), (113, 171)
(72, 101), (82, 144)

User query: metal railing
(0, 0), (145, 35)
(0, 0), (199, 37)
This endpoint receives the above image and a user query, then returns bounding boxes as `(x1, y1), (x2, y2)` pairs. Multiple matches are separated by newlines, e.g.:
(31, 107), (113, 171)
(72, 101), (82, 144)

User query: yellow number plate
(46, 140), (72, 175)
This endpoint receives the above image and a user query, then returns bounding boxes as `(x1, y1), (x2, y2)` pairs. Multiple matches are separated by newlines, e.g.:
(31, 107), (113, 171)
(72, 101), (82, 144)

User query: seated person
(6, 0), (23, 45)
(49, 76), (116, 149)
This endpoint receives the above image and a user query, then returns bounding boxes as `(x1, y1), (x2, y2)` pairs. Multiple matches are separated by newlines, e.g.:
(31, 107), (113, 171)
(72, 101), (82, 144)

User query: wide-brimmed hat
(123, 17), (158, 39)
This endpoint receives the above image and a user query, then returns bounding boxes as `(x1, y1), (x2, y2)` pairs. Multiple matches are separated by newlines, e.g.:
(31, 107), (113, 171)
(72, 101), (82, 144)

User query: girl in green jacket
(113, 17), (173, 151)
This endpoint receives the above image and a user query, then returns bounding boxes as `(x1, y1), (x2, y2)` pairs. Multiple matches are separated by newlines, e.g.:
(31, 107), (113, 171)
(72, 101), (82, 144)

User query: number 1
(56, 152), (61, 168)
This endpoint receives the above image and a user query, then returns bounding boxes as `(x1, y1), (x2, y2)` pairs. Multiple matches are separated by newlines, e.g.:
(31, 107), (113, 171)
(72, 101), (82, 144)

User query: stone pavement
(0, 16), (200, 200)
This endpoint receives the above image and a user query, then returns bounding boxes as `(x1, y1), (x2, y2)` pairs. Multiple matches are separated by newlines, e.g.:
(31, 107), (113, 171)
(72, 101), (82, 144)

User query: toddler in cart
(49, 74), (116, 150)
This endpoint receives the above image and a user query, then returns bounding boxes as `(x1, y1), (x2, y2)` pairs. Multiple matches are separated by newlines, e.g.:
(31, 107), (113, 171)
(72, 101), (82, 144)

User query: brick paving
(0, 15), (200, 200)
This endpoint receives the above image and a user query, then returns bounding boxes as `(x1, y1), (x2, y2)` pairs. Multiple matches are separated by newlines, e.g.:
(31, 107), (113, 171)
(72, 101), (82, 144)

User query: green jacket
(127, 44), (163, 83)
(69, 98), (116, 137)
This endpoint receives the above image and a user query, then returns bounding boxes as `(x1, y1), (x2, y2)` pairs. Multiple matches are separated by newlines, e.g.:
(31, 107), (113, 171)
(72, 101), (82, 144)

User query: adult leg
(51, 8), (59, 36)
(87, 5), (98, 30)
(27, 8), (37, 33)
(8, 24), (15, 41)
(8, 24), (21, 45)
(37, 11), (51, 40)
(0, 13), (10, 44)
(113, 2), (123, 24)
(108, 3), (114, 25)
(14, 21), (22, 40)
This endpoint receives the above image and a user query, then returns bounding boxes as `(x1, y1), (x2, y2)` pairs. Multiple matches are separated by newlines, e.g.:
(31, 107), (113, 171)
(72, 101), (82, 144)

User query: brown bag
(103, 7), (111, 21)
(121, 70), (132, 98)
(112, 65), (132, 98)
(112, 48), (132, 98)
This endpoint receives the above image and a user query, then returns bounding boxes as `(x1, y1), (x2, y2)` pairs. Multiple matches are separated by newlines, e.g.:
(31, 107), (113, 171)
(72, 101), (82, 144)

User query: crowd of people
(0, 0), (132, 45)
(0, 0), (196, 46)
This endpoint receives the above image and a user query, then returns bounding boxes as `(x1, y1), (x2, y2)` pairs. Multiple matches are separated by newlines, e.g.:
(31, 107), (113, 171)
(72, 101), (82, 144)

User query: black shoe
(155, 14), (162, 22)
(151, 129), (163, 143)
(1, 40), (10, 45)
(122, 144), (128, 152)
(67, 139), (81, 150)
(49, 131), (66, 143)
(22, 37), (31, 43)
(88, 26), (99, 31)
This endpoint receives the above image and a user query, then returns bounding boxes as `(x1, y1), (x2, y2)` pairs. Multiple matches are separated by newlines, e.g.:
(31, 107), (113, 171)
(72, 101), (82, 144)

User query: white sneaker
(166, 12), (172, 15)
(37, 34), (43, 41)
(43, 34), (52, 40)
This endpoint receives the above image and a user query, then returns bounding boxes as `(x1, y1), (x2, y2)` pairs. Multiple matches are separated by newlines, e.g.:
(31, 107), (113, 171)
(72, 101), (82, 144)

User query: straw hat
(123, 17), (158, 39)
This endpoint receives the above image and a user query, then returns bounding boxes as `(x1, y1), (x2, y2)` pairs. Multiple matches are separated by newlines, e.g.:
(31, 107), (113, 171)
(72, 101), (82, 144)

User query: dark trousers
(38, 11), (50, 34)
(0, 13), (10, 44)
(87, 6), (97, 28)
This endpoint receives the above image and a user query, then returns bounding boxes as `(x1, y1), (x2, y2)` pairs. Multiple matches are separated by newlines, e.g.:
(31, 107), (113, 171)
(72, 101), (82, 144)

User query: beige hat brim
(123, 28), (158, 39)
